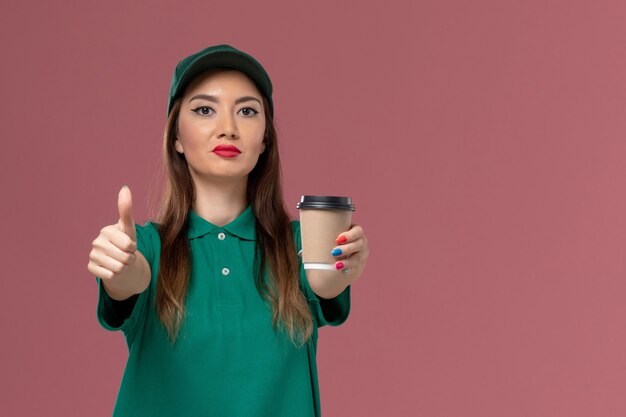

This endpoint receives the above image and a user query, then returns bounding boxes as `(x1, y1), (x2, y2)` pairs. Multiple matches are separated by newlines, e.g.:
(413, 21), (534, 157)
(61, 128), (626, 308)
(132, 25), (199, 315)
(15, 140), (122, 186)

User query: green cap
(167, 44), (274, 117)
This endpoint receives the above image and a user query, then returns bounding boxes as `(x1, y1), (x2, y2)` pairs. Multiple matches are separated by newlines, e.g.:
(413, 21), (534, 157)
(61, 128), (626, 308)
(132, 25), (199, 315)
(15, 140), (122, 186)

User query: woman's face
(175, 69), (266, 184)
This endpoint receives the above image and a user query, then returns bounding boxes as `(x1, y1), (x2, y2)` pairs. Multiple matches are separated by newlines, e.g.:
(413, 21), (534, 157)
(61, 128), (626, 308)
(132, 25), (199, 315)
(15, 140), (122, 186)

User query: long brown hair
(151, 91), (313, 348)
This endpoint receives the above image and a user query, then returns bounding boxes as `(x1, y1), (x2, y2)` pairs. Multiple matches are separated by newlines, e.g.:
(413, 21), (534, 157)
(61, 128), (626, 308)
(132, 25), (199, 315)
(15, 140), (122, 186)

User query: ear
(175, 138), (184, 154)
(260, 141), (266, 154)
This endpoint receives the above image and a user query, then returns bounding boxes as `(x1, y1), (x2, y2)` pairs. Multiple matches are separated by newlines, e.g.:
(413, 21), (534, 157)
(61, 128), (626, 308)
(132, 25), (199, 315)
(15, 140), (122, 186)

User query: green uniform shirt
(95, 204), (350, 417)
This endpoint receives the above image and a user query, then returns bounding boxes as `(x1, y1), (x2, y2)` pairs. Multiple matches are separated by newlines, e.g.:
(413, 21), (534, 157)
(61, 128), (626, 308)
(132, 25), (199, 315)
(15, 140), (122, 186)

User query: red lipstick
(212, 144), (241, 158)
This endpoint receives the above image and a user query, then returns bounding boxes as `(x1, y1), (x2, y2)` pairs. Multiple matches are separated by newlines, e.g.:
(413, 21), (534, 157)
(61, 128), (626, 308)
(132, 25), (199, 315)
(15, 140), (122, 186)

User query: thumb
(117, 185), (137, 243)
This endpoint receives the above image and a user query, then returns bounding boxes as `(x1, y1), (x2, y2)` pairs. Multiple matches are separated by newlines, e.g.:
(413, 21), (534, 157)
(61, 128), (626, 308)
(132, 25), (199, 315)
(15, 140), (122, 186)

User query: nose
(216, 112), (239, 139)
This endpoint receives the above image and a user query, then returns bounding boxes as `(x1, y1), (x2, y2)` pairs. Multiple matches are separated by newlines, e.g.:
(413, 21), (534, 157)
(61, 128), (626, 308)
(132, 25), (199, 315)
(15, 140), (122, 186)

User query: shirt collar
(187, 204), (256, 241)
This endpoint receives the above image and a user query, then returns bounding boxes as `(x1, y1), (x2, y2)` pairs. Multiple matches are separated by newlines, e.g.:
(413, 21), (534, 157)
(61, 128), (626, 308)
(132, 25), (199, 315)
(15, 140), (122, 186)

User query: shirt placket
(214, 228), (241, 307)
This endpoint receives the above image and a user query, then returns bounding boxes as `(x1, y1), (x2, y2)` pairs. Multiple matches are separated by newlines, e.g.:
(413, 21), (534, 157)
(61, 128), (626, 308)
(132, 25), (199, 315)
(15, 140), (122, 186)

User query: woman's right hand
(87, 186), (148, 300)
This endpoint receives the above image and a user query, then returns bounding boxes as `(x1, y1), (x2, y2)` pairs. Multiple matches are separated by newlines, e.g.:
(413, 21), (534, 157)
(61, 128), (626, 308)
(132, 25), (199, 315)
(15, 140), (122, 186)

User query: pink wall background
(1, 0), (626, 416)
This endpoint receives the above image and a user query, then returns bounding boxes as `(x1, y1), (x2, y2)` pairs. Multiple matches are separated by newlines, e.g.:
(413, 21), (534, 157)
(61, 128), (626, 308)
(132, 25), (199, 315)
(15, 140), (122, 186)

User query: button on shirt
(95, 204), (351, 417)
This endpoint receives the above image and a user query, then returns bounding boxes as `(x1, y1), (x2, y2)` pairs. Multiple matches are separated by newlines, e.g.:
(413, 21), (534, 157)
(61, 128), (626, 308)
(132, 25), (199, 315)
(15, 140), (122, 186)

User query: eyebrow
(188, 94), (262, 106)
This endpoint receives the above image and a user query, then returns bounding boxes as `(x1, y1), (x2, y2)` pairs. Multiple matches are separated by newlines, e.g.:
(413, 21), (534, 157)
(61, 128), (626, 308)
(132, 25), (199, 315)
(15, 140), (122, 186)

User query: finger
(99, 227), (138, 254)
(117, 185), (137, 242)
(335, 224), (363, 245)
(334, 259), (351, 274)
(88, 262), (116, 280)
(105, 240), (137, 265)
(330, 239), (364, 259)
(90, 249), (136, 274)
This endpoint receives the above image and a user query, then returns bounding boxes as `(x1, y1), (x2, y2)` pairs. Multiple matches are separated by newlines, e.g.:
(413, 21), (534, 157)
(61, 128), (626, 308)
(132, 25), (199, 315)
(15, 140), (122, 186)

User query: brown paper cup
(296, 196), (355, 271)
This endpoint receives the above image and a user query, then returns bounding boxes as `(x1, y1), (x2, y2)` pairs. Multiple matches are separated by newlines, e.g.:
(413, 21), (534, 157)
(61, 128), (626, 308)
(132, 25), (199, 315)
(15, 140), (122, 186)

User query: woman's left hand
(331, 224), (369, 284)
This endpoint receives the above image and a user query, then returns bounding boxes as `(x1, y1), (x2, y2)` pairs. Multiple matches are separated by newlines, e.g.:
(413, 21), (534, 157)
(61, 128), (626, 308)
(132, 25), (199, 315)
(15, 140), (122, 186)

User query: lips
(213, 145), (241, 153)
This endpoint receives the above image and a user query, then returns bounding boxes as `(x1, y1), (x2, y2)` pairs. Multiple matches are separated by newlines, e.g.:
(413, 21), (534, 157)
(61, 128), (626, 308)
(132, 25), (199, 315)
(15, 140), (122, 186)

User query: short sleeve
(95, 222), (156, 343)
(291, 220), (351, 328)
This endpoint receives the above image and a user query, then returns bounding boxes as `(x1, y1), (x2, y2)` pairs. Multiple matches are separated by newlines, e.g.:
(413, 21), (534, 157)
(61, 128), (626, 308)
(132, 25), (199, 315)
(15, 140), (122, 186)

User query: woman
(87, 44), (369, 417)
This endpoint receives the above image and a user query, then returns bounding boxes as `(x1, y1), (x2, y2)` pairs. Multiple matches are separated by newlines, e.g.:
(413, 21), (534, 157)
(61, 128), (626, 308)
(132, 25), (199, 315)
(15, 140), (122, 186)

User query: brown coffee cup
(296, 196), (355, 273)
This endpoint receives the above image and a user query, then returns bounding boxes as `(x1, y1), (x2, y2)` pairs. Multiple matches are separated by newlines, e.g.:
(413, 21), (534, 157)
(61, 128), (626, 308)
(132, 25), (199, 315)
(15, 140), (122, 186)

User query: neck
(190, 173), (249, 227)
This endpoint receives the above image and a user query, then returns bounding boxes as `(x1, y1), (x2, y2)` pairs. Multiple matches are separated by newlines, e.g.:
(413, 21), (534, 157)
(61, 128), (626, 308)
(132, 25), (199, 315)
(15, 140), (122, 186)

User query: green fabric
(95, 204), (350, 417)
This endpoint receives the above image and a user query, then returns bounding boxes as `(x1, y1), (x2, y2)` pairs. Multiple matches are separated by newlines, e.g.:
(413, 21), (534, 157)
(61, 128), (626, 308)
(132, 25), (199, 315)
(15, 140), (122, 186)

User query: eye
(239, 107), (259, 117)
(192, 106), (213, 116)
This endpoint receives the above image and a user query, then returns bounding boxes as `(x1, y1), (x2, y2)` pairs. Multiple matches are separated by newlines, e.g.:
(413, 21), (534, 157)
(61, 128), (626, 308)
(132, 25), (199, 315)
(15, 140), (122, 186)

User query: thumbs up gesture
(87, 186), (150, 300)
(117, 185), (137, 244)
